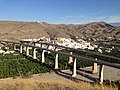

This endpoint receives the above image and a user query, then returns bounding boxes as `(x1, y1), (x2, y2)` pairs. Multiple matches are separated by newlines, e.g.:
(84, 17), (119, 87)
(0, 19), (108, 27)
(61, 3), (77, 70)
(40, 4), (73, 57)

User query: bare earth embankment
(0, 66), (119, 90)
(0, 76), (117, 90)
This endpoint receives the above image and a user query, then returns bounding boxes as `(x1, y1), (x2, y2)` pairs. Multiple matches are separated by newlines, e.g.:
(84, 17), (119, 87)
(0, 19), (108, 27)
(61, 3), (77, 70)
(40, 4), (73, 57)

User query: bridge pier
(14, 44), (16, 50)
(92, 58), (98, 74)
(23, 45), (26, 51)
(99, 64), (104, 83)
(72, 58), (77, 77)
(68, 52), (73, 64)
(20, 45), (23, 53)
(26, 46), (29, 56)
(33, 42), (36, 46)
(42, 50), (45, 63)
(33, 48), (37, 59)
(41, 43), (42, 47)
(55, 53), (59, 69)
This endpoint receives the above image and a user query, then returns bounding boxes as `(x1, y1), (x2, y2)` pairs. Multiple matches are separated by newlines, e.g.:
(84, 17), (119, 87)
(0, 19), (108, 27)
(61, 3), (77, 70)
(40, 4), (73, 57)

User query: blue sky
(0, 0), (120, 24)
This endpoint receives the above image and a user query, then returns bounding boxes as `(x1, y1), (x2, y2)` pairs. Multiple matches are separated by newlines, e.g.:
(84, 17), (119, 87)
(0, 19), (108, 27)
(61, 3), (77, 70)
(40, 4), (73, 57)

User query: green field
(0, 40), (120, 79)
(0, 53), (51, 78)
(0, 50), (93, 79)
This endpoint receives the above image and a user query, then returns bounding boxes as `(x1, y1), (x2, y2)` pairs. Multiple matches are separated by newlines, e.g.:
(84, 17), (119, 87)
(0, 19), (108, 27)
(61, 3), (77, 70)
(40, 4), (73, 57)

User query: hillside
(0, 21), (120, 41)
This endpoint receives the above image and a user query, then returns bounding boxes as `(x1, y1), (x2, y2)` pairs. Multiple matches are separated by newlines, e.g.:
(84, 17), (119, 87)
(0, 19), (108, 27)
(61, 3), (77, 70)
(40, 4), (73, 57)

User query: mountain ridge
(0, 21), (119, 41)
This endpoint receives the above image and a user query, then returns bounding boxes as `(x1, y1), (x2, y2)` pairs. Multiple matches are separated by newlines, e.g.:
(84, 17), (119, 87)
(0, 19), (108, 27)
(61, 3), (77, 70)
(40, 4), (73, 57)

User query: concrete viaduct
(0, 40), (120, 84)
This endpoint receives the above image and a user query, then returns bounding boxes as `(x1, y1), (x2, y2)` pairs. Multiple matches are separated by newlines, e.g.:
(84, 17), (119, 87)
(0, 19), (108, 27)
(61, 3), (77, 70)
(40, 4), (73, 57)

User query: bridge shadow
(76, 69), (98, 82)
(55, 69), (98, 83)
(54, 70), (89, 83)
(18, 52), (98, 83)
(79, 68), (92, 74)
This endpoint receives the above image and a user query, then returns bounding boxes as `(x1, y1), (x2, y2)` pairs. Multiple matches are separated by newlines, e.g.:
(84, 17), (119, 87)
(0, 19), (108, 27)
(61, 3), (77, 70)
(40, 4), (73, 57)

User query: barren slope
(0, 21), (119, 41)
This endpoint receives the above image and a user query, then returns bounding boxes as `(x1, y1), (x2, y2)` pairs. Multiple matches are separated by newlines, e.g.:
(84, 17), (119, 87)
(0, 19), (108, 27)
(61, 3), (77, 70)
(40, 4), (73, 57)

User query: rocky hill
(0, 21), (120, 41)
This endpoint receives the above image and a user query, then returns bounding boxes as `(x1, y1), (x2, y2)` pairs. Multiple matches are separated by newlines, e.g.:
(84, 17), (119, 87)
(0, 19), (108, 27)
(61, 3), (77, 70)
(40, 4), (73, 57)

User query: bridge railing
(0, 40), (120, 83)
(32, 42), (120, 63)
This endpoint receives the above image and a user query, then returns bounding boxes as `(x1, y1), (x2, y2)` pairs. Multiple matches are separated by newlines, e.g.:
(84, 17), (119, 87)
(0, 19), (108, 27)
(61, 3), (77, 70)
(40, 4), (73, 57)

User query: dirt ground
(1, 66), (120, 83)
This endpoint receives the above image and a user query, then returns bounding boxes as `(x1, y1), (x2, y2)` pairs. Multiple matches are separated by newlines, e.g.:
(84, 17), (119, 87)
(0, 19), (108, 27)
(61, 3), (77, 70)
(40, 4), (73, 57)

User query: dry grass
(0, 78), (117, 90)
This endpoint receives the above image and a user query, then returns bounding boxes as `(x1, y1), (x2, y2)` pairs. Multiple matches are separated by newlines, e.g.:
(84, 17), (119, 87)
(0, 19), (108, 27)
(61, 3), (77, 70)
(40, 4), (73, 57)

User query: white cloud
(106, 16), (120, 23)
(93, 16), (107, 20)
(85, 16), (120, 23)
(58, 15), (120, 24)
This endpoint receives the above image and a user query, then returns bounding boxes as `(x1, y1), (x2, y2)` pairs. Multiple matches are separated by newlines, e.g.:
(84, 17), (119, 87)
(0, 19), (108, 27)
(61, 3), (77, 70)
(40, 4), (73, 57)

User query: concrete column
(92, 58), (98, 74)
(33, 42), (36, 46)
(33, 48), (37, 59)
(23, 46), (25, 51)
(99, 64), (104, 84)
(42, 50), (45, 63)
(14, 44), (16, 50)
(68, 52), (73, 63)
(26, 46), (29, 56)
(53, 45), (56, 51)
(55, 53), (59, 69)
(20, 45), (23, 53)
(72, 58), (77, 77)
(41, 43), (42, 47)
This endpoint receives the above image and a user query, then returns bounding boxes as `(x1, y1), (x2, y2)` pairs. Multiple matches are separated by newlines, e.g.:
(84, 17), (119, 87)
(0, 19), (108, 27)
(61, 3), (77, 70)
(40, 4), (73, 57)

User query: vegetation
(92, 40), (120, 63)
(0, 40), (119, 80)
(74, 40), (120, 64)
(0, 47), (94, 79)
(36, 49), (93, 70)
(0, 53), (51, 79)
(0, 79), (117, 90)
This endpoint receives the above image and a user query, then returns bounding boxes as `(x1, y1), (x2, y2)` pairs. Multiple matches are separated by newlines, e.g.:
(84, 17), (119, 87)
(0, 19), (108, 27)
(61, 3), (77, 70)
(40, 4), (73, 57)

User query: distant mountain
(0, 21), (120, 41)
(74, 21), (120, 40)
(110, 22), (120, 26)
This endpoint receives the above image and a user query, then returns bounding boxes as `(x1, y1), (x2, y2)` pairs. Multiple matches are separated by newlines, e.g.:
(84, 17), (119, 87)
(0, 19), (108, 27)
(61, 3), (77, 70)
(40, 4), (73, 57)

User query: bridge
(0, 40), (120, 84)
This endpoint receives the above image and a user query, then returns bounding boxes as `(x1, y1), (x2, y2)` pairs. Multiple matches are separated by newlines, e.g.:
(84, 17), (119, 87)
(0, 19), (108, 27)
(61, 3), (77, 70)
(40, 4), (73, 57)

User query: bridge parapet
(0, 40), (120, 84)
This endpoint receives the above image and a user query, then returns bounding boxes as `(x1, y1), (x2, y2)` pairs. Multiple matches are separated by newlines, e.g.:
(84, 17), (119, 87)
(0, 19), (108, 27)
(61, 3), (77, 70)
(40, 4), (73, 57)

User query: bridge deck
(1, 40), (120, 83)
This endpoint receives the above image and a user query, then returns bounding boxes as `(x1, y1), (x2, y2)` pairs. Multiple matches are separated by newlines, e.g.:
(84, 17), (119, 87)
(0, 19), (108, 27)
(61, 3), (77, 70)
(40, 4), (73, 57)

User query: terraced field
(0, 53), (51, 78)
(0, 50), (93, 79)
